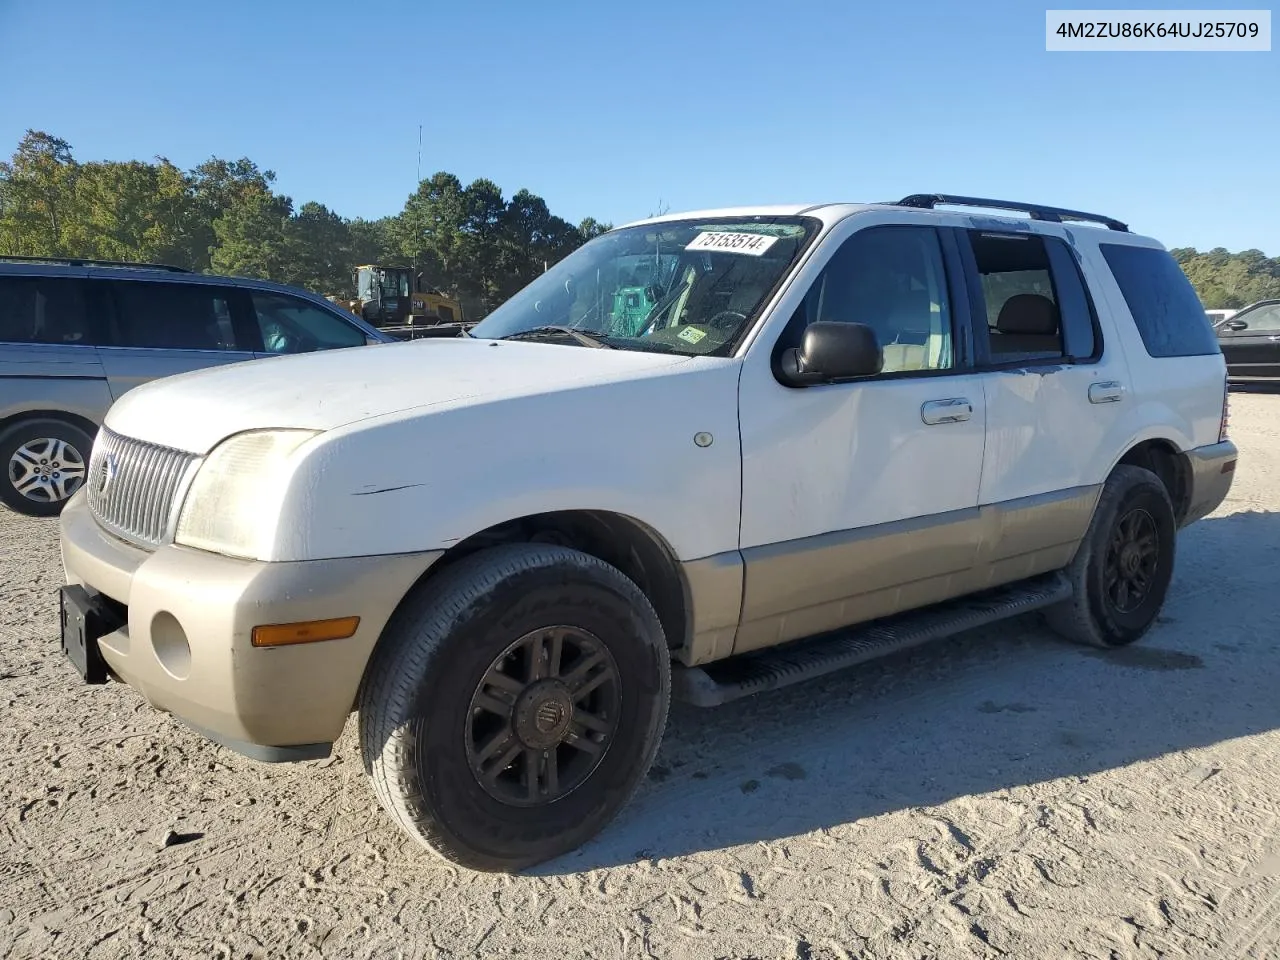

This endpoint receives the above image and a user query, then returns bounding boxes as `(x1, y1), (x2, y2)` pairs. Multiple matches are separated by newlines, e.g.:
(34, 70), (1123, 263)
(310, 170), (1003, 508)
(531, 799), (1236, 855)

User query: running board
(671, 572), (1072, 707)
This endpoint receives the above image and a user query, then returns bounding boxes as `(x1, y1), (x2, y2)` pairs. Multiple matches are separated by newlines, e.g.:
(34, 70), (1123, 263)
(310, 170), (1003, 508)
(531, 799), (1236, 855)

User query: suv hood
(103, 337), (692, 454)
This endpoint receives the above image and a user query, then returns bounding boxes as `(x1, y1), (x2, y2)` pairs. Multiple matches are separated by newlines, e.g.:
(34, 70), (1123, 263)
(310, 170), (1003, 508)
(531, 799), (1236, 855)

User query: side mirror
(778, 321), (882, 386)
(1224, 319), (1248, 331)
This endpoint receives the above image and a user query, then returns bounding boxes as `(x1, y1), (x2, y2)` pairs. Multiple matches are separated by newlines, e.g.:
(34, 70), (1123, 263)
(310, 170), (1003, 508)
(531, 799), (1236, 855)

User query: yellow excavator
(331, 264), (464, 333)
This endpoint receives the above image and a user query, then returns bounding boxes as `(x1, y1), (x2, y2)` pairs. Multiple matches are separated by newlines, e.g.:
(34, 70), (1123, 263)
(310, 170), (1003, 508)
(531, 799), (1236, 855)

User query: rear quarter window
(0, 276), (100, 345)
(1099, 244), (1220, 358)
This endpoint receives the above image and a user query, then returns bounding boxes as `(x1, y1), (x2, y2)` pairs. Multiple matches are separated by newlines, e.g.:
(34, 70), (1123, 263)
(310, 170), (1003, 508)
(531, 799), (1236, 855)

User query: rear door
(1216, 301), (1280, 379)
(91, 278), (259, 400)
(952, 226), (1126, 512)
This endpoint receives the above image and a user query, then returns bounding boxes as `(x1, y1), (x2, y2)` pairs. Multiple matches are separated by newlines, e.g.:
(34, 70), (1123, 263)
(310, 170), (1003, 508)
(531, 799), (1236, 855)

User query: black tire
(358, 543), (671, 872)
(0, 418), (94, 518)
(1046, 464), (1177, 648)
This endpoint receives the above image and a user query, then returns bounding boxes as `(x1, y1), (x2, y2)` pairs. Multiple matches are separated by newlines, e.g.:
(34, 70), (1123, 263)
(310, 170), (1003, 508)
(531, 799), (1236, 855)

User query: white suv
(57, 194), (1237, 871)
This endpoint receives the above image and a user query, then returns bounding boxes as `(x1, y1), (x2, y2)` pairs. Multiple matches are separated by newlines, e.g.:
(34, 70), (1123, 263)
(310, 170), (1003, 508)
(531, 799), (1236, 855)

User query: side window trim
(949, 227), (995, 368)
(1043, 238), (1104, 363)
(84, 278), (122, 348)
(770, 223), (973, 386)
(937, 227), (977, 370)
(228, 288), (265, 352)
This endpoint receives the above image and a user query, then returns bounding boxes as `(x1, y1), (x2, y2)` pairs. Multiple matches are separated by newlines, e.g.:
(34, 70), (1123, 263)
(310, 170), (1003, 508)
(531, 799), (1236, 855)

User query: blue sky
(2, 0), (1276, 253)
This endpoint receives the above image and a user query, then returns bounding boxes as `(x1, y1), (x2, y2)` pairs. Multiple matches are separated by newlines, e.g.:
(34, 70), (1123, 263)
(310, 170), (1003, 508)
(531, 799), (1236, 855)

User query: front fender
(271, 362), (744, 563)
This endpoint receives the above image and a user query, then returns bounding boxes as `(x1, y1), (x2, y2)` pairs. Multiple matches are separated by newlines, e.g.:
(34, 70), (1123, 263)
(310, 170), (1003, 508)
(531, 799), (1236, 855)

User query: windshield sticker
(685, 231), (779, 256)
(677, 326), (708, 344)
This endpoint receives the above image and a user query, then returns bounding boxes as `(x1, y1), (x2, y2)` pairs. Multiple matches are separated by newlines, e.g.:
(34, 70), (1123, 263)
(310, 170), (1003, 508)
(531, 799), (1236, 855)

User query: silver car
(0, 257), (392, 516)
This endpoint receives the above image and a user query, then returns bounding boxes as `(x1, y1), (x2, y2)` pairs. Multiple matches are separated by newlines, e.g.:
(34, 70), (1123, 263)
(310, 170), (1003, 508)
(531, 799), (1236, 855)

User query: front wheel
(1046, 464), (1177, 648)
(358, 543), (670, 871)
(0, 418), (93, 517)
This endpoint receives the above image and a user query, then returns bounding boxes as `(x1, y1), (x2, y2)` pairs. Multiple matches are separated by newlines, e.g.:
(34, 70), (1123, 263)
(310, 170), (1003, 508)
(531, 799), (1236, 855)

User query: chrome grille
(86, 428), (198, 547)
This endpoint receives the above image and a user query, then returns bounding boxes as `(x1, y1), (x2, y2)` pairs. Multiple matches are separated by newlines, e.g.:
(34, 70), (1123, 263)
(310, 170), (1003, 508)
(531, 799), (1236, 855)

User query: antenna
(412, 123), (423, 286)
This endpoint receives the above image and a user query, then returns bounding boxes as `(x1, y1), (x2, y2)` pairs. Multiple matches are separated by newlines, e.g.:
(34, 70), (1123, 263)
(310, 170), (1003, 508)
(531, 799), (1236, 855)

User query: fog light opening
(151, 611), (192, 680)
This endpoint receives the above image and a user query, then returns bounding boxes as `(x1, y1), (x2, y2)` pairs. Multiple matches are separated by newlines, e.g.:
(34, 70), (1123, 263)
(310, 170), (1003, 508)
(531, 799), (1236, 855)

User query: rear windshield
(1099, 244), (1220, 358)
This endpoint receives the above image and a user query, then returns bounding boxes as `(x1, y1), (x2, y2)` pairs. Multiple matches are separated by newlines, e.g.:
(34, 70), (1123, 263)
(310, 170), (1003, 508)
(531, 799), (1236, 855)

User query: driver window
(251, 292), (368, 354)
(1232, 303), (1280, 332)
(809, 225), (953, 373)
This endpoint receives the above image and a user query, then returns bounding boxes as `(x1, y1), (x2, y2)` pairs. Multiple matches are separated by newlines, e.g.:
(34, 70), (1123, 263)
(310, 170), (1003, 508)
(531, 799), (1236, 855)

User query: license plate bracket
(59, 584), (120, 685)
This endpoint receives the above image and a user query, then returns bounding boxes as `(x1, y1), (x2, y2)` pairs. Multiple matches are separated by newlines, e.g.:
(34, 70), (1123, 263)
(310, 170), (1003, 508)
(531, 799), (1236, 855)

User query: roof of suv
(618, 194), (1152, 244)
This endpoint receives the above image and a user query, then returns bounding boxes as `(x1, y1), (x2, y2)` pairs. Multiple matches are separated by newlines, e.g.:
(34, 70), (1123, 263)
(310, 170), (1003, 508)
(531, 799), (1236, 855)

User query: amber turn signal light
(251, 616), (360, 647)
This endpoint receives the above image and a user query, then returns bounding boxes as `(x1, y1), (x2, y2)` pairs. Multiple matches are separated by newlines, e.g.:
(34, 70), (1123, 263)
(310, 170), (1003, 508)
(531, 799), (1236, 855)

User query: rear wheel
(1046, 465), (1177, 648)
(358, 543), (670, 871)
(0, 418), (93, 517)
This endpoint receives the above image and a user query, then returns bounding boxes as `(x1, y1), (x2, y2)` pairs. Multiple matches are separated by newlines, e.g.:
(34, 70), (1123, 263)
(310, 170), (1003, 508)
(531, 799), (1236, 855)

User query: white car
(57, 193), (1237, 872)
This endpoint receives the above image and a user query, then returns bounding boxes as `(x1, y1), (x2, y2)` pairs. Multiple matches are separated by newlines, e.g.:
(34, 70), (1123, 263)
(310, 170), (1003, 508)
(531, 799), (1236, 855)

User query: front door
(90, 279), (258, 401)
(736, 223), (988, 653)
(1217, 302), (1280, 379)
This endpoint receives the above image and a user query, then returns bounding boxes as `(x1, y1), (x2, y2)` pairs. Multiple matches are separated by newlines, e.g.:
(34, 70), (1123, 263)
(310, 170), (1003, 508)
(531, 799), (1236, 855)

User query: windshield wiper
(498, 326), (614, 349)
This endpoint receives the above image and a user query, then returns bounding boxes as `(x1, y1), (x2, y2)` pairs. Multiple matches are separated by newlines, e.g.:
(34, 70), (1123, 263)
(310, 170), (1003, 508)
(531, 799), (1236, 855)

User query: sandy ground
(2, 390), (1278, 960)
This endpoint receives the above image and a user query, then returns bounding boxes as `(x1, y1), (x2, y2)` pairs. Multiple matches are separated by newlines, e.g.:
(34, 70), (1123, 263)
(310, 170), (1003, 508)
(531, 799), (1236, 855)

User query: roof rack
(0, 255), (192, 272)
(893, 194), (1129, 232)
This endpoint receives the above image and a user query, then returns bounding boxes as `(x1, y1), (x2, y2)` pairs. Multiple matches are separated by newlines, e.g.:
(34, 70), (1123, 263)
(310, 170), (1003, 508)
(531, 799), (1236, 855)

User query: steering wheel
(707, 310), (747, 331)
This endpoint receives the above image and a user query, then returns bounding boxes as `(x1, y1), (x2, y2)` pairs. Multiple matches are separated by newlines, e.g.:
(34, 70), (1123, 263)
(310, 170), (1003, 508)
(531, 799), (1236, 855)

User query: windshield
(357, 268), (410, 300)
(469, 216), (820, 355)
(378, 270), (410, 299)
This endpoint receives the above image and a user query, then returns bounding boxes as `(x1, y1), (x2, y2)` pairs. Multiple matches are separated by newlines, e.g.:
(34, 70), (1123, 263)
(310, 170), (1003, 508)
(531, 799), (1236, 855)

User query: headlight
(174, 429), (319, 559)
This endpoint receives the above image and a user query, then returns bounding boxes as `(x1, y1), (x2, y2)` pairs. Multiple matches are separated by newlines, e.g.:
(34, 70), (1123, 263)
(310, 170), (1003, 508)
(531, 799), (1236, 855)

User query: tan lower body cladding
(679, 484), (1101, 664)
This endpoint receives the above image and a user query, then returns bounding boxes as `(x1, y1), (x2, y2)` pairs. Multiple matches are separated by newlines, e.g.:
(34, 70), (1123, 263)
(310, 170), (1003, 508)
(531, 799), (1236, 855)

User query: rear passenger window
(1099, 244), (1221, 357)
(0, 277), (101, 345)
(108, 281), (241, 351)
(967, 232), (1100, 364)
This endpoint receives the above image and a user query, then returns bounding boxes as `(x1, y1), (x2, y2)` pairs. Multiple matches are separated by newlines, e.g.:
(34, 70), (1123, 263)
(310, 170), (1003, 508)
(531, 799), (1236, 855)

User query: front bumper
(58, 491), (442, 760)
(1181, 439), (1238, 526)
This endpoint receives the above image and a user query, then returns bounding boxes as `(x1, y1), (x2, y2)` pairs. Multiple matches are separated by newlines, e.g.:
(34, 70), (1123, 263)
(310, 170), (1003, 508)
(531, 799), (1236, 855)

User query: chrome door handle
(921, 398), (972, 425)
(1088, 381), (1125, 404)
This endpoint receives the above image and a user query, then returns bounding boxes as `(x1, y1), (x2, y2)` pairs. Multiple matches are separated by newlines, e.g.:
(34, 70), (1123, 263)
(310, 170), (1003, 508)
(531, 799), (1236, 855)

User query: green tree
(210, 189), (293, 280)
(0, 130), (80, 256)
(577, 217), (611, 241)
(188, 157), (277, 270)
(1171, 247), (1280, 309)
(73, 158), (202, 267)
(0, 130), (608, 319)
(454, 178), (508, 309)
(348, 216), (396, 268)
(394, 171), (469, 289)
(286, 201), (351, 294)
(491, 188), (583, 299)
